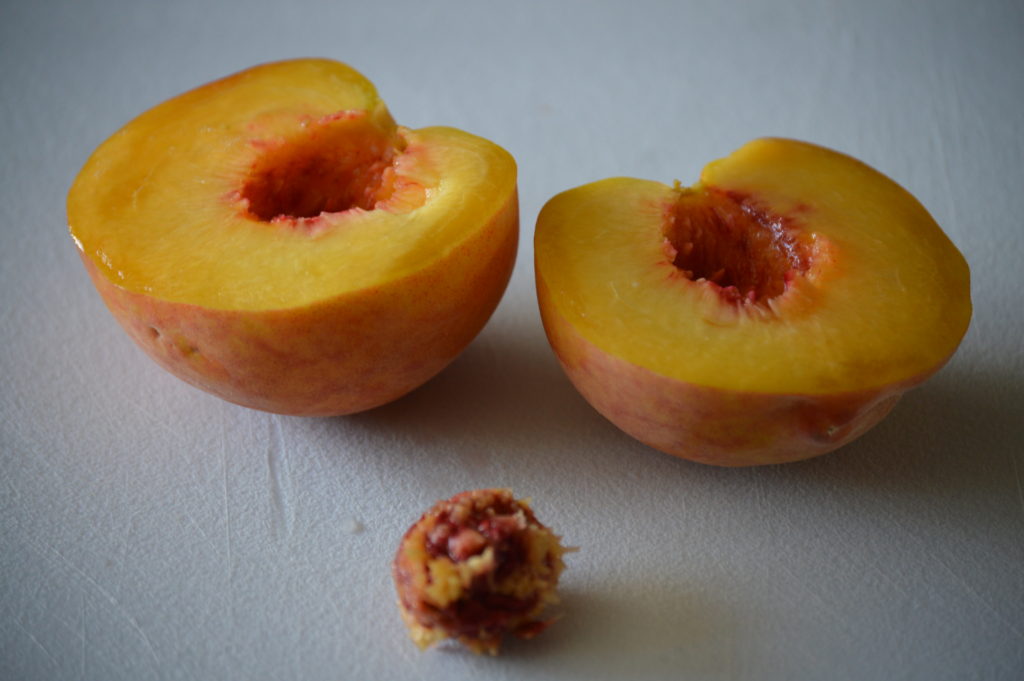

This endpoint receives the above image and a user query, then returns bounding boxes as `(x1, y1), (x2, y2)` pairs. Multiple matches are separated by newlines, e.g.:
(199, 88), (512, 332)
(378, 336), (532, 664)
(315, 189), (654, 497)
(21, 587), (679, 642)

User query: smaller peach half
(67, 59), (518, 416)
(534, 138), (971, 466)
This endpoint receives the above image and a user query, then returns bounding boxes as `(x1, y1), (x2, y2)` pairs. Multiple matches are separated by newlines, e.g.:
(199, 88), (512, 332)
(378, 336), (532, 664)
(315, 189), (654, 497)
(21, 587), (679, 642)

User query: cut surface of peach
(68, 59), (518, 415)
(535, 138), (970, 466)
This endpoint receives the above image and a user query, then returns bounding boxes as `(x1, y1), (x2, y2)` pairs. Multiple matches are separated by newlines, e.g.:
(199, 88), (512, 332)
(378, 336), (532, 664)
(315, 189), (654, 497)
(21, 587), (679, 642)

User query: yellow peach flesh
(68, 59), (518, 415)
(535, 138), (971, 465)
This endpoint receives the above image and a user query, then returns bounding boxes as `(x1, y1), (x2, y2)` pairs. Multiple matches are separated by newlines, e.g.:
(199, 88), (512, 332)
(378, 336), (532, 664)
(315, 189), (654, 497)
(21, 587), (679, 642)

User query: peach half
(535, 138), (971, 466)
(68, 59), (517, 416)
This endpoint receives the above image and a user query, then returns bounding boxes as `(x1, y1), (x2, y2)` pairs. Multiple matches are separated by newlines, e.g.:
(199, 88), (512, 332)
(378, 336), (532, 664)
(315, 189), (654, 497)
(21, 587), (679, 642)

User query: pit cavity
(663, 187), (810, 305)
(241, 112), (401, 222)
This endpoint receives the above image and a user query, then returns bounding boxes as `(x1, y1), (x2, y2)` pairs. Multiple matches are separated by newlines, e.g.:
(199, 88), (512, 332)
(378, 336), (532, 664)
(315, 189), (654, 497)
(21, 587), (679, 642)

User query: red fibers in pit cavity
(664, 188), (810, 304)
(241, 112), (398, 221)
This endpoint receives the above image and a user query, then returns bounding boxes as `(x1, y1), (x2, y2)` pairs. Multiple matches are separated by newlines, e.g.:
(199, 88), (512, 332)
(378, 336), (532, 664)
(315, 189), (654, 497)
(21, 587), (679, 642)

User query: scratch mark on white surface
(860, 549), (912, 601)
(127, 400), (187, 444)
(184, 511), (210, 544)
(775, 557), (858, 643)
(221, 431), (234, 584)
(2, 471), (19, 505)
(750, 470), (862, 646)
(180, 510), (218, 553)
(80, 592), (86, 680)
(932, 114), (962, 234)
(1011, 452), (1024, 523)
(33, 540), (163, 669)
(266, 415), (293, 537)
(928, 545), (1024, 640)
(15, 618), (59, 669)
(814, 509), (915, 603)
(323, 584), (345, 623)
(750, 468), (770, 511)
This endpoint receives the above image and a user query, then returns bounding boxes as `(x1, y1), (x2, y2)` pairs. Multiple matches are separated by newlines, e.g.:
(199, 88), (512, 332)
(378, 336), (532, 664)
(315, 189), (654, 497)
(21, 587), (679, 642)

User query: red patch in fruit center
(240, 110), (402, 222)
(663, 187), (811, 306)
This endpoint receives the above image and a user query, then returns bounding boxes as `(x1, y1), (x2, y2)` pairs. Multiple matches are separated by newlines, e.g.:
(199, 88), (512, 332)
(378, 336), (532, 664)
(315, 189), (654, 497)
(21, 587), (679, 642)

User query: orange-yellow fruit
(68, 59), (518, 415)
(535, 138), (971, 466)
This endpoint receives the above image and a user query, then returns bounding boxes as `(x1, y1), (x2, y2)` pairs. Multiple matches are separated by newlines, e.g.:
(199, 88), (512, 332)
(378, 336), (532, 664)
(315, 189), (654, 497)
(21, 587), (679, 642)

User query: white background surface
(2, 1), (1023, 679)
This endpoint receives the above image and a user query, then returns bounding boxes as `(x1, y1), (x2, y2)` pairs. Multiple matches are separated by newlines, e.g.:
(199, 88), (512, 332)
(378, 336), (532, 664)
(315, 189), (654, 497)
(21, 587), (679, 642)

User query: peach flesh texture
(68, 59), (518, 416)
(535, 138), (971, 466)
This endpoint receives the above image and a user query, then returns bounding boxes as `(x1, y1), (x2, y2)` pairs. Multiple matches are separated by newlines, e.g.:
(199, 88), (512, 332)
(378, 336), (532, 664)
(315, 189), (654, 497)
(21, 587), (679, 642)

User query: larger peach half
(68, 59), (518, 416)
(535, 138), (971, 466)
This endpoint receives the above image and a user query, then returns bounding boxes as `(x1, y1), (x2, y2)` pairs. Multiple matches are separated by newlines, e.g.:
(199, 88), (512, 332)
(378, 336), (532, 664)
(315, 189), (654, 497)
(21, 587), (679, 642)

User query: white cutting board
(2, 1), (1022, 679)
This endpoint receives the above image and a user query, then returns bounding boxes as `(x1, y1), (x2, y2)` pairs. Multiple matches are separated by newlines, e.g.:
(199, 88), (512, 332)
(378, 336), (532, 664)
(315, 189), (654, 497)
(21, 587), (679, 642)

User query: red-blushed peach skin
(536, 274), (929, 464)
(85, 193), (516, 416)
(534, 139), (970, 467)
(538, 275), (932, 467)
(68, 59), (519, 416)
